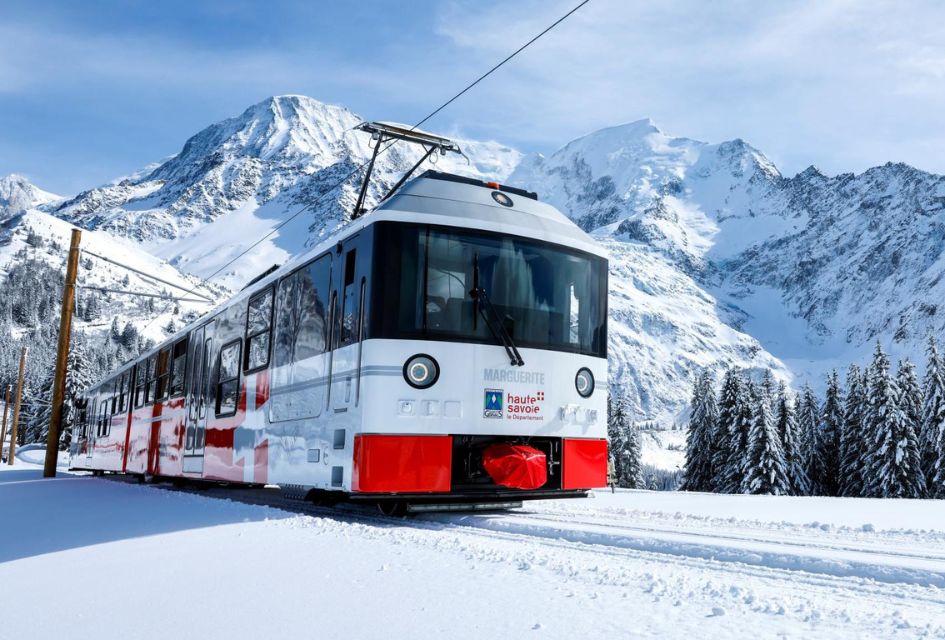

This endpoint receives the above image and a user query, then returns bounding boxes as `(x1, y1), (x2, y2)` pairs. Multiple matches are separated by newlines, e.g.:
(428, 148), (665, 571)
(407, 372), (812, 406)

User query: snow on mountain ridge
(54, 95), (522, 287)
(16, 99), (943, 426)
(511, 118), (945, 421)
(0, 174), (62, 220)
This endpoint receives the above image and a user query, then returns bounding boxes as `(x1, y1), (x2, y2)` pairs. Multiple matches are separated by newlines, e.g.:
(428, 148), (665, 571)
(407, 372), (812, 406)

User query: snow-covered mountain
(509, 119), (945, 420)
(0, 174), (62, 220)
(55, 95), (521, 288)
(0, 205), (221, 344)
(7, 97), (944, 427)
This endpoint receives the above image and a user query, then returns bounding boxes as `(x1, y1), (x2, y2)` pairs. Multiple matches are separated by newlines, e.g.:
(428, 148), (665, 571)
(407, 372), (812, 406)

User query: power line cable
(143, 0), (590, 331)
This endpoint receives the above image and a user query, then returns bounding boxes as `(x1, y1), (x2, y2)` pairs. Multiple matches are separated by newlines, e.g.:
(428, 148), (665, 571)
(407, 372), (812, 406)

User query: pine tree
(120, 322), (138, 350)
(682, 370), (718, 492)
(839, 364), (867, 497)
(742, 371), (790, 495)
(895, 359), (925, 497)
(730, 378), (755, 493)
(798, 385), (823, 495)
(607, 394), (642, 488)
(819, 371), (844, 496)
(62, 339), (96, 449)
(620, 421), (644, 489)
(713, 368), (743, 493)
(921, 336), (945, 497)
(865, 343), (922, 498)
(776, 381), (808, 495)
(110, 317), (122, 343)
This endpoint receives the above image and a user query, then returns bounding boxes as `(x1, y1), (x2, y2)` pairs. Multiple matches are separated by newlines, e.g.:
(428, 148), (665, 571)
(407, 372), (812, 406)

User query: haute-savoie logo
(484, 389), (504, 418)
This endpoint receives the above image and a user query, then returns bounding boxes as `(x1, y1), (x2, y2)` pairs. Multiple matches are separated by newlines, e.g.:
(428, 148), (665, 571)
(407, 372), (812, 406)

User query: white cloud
(428, 0), (945, 176)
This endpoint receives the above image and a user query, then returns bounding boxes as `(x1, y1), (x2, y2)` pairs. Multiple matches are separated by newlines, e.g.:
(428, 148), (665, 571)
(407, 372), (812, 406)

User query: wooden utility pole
(0, 385), (10, 462)
(44, 228), (82, 478)
(8, 347), (27, 466)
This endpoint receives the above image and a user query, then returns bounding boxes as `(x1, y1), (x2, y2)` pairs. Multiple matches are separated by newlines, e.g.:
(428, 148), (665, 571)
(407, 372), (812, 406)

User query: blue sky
(2, 0), (944, 194)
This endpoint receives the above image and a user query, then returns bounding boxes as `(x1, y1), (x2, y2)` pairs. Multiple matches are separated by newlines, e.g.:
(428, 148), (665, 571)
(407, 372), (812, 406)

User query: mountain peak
(0, 174), (61, 218)
(241, 94), (354, 124)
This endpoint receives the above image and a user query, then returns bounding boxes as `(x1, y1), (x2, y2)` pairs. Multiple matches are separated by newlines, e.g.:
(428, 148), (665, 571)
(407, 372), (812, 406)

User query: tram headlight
(575, 368), (594, 398)
(403, 354), (440, 389)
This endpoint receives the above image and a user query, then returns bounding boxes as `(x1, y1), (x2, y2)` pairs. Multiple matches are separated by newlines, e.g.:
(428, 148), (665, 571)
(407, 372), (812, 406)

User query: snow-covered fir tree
(607, 394), (643, 488)
(839, 365), (868, 497)
(797, 385), (823, 495)
(61, 338), (96, 449)
(682, 370), (718, 492)
(713, 368), (744, 493)
(864, 343), (922, 498)
(742, 371), (790, 495)
(921, 336), (945, 498)
(819, 371), (844, 496)
(776, 381), (808, 495)
(620, 420), (644, 489)
(895, 359), (925, 497)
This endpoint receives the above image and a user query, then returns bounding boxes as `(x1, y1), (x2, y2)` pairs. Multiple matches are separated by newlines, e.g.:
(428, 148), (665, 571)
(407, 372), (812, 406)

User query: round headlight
(575, 368), (594, 398)
(403, 354), (439, 389)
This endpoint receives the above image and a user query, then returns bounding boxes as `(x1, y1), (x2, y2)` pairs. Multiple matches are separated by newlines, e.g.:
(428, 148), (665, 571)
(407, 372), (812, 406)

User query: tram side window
(98, 402), (106, 437)
(339, 249), (358, 347)
(104, 397), (112, 437)
(154, 348), (171, 401)
(216, 340), (241, 416)
(170, 339), (188, 397)
(245, 288), (274, 372)
(144, 356), (156, 405)
(117, 373), (126, 412)
(134, 363), (146, 408)
(270, 254), (331, 422)
(77, 403), (87, 437)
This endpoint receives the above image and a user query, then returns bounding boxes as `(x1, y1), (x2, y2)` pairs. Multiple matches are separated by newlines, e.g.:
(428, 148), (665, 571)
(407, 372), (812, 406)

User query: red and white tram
(70, 123), (609, 513)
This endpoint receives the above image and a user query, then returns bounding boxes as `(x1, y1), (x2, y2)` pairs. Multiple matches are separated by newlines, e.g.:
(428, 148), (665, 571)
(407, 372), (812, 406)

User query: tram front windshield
(372, 223), (607, 358)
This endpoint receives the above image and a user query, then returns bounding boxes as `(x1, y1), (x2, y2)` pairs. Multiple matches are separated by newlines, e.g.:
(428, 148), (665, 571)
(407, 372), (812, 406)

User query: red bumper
(562, 438), (608, 489)
(353, 435), (452, 493)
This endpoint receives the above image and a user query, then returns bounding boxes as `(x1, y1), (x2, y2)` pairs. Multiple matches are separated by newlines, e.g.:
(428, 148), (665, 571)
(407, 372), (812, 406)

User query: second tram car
(70, 124), (609, 512)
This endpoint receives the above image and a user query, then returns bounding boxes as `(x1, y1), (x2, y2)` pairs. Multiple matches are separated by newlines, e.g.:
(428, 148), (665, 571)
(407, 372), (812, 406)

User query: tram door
(183, 323), (212, 473)
(330, 235), (367, 411)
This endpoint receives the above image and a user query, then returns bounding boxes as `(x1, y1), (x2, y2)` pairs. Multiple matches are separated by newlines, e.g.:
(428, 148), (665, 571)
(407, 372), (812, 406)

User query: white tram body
(70, 169), (609, 508)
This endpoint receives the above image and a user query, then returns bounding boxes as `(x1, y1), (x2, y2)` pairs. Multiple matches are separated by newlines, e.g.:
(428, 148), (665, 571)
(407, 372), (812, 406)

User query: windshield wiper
(470, 286), (525, 367)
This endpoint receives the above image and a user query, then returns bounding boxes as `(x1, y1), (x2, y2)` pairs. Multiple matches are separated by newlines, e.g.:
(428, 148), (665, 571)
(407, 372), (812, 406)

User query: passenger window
(339, 249), (358, 347)
(188, 337), (203, 421)
(154, 349), (171, 401)
(270, 254), (332, 421)
(200, 338), (211, 420)
(245, 288), (274, 371)
(117, 374), (126, 412)
(216, 340), (241, 415)
(144, 357), (157, 405)
(134, 363), (146, 408)
(170, 339), (187, 397)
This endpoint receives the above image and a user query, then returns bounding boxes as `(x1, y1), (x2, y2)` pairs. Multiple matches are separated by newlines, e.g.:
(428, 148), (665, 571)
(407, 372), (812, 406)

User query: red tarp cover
(482, 444), (548, 490)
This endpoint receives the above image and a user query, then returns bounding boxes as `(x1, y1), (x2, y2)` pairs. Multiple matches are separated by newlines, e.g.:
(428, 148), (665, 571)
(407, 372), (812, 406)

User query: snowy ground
(2, 459), (944, 639)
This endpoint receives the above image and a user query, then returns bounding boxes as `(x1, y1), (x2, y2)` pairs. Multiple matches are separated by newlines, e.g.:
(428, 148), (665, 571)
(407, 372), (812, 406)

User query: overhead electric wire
(81, 249), (214, 301)
(142, 0), (590, 330)
(77, 286), (212, 304)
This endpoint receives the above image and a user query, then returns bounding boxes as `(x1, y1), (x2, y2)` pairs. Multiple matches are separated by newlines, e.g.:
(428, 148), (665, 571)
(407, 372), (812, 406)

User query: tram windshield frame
(371, 222), (607, 358)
